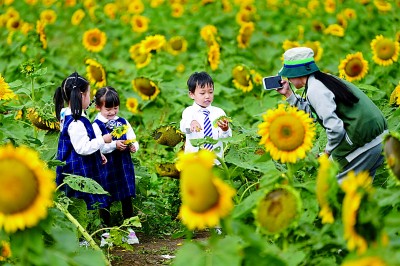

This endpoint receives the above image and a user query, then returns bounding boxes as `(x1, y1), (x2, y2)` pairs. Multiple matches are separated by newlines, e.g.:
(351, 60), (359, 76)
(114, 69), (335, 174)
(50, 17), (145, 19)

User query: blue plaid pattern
(94, 118), (136, 202)
(203, 109), (213, 150)
(56, 115), (109, 210)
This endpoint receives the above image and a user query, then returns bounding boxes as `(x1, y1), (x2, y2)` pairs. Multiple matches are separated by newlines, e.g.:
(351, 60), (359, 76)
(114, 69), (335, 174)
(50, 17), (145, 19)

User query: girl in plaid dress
(54, 72), (112, 210)
(92, 87), (139, 244)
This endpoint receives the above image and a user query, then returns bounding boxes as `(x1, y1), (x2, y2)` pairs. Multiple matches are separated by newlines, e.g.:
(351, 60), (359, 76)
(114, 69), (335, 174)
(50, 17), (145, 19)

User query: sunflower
(282, 40), (300, 51)
(316, 154), (339, 224)
(370, 35), (399, 66)
(200, 25), (218, 46)
(341, 256), (387, 266)
(111, 124), (128, 139)
(336, 13), (348, 28)
(304, 41), (323, 61)
(129, 43), (152, 69)
(176, 150), (235, 230)
(250, 70), (263, 85)
(171, 3), (184, 17)
(150, 0), (164, 8)
(152, 125), (184, 147)
(383, 132), (400, 180)
(232, 64), (253, 92)
(311, 20), (325, 32)
(71, 9), (85, 26)
(341, 171), (374, 254)
(323, 24), (345, 37)
(27, 107), (60, 131)
(258, 104), (316, 164)
(0, 74), (16, 101)
(128, 0), (145, 14)
(36, 20), (47, 49)
(124, 138), (136, 146)
(40, 9), (57, 25)
(0, 241), (11, 261)
(324, 0), (336, 13)
(132, 77), (160, 100)
(235, 9), (253, 25)
(208, 42), (220, 71)
(0, 145), (55, 233)
(254, 185), (302, 234)
(373, 0), (392, 11)
(389, 82), (400, 106)
(167, 36), (187, 55)
(20, 22), (33, 35)
(85, 58), (106, 88)
(6, 17), (21, 31)
(222, 0), (232, 12)
(140, 34), (166, 54)
(237, 21), (254, 49)
(104, 3), (118, 19)
(130, 15), (149, 33)
(338, 52), (369, 82)
(65, 0), (77, 7)
(82, 28), (107, 53)
(155, 162), (180, 178)
(343, 8), (357, 19)
(126, 97), (139, 114)
(307, 0), (319, 12)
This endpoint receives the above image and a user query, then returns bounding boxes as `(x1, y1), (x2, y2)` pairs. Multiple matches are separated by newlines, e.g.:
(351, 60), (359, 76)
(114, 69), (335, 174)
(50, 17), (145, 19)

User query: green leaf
(173, 242), (207, 266)
(63, 174), (109, 195)
(210, 236), (243, 266)
(232, 189), (265, 218)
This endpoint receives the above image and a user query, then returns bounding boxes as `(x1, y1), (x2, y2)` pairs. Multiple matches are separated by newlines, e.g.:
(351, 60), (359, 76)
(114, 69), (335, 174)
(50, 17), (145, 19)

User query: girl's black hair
(187, 71), (214, 93)
(94, 86), (120, 108)
(53, 72), (90, 121)
(313, 71), (359, 106)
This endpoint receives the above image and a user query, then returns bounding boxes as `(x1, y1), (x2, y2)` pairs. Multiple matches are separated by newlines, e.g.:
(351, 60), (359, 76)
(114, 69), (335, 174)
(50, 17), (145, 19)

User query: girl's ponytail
(70, 85), (83, 121)
(54, 86), (64, 121)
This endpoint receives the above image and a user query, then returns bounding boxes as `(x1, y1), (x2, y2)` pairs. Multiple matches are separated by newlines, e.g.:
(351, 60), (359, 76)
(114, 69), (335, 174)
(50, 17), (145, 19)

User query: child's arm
(69, 120), (106, 155)
(180, 107), (201, 133)
(93, 122), (117, 154)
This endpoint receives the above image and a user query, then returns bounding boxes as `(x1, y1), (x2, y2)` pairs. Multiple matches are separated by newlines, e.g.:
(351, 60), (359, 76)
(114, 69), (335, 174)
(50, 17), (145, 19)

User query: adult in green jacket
(277, 47), (388, 180)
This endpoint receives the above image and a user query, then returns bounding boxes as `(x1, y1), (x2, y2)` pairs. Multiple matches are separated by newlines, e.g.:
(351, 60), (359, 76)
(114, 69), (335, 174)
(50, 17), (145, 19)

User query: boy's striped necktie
(202, 109), (213, 150)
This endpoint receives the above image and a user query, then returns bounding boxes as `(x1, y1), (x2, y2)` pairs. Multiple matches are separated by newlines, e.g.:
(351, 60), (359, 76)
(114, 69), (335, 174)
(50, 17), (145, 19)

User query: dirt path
(110, 232), (209, 265)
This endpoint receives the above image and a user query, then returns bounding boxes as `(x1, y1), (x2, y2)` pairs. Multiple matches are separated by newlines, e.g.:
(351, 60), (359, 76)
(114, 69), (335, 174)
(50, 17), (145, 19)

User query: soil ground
(109, 231), (210, 266)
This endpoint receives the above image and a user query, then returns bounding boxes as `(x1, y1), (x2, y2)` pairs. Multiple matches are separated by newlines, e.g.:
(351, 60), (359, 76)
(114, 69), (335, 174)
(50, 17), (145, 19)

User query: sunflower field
(1, 0), (400, 265)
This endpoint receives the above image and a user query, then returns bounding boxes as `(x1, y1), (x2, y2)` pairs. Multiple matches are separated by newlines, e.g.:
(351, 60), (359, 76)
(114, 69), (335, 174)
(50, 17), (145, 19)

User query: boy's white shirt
(92, 113), (139, 154)
(59, 107), (105, 155)
(180, 103), (232, 160)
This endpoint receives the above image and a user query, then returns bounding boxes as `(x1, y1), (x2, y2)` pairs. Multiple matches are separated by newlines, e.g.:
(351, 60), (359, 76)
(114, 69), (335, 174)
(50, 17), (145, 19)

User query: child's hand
(116, 140), (127, 151)
(129, 145), (137, 153)
(101, 153), (107, 165)
(103, 133), (112, 143)
(217, 119), (229, 131)
(190, 120), (202, 132)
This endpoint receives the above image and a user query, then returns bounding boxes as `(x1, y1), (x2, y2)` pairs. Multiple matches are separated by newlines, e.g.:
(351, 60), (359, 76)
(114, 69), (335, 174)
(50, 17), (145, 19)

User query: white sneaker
(123, 228), (139, 244)
(100, 232), (112, 247)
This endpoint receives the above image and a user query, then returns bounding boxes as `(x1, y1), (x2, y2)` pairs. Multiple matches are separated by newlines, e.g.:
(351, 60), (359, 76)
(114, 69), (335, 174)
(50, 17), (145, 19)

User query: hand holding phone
(262, 75), (283, 90)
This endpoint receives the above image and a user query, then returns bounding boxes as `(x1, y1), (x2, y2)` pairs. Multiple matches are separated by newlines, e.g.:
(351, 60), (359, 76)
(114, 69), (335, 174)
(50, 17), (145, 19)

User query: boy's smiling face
(189, 84), (214, 108)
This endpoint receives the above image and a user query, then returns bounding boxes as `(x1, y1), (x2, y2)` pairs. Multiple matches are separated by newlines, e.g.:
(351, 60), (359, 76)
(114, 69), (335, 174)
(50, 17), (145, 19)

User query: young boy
(180, 71), (232, 163)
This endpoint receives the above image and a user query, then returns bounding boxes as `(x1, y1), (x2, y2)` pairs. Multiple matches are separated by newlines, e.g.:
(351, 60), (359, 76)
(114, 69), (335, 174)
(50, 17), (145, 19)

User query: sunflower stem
(54, 202), (111, 266)
(286, 163), (294, 186)
(30, 76), (35, 102)
(238, 182), (259, 203)
(217, 157), (230, 179)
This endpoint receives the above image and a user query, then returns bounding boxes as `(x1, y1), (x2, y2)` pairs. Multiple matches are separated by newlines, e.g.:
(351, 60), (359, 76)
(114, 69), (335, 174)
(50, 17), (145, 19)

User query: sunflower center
(180, 163), (219, 213)
(89, 65), (103, 82)
(136, 78), (156, 96)
(171, 40), (183, 50)
(269, 115), (305, 151)
(345, 58), (363, 77)
(0, 159), (38, 214)
(376, 39), (395, 60)
(89, 34), (101, 46)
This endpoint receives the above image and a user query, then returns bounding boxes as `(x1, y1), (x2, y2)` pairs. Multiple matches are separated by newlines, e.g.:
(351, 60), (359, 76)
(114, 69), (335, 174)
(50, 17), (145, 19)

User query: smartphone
(263, 75), (282, 90)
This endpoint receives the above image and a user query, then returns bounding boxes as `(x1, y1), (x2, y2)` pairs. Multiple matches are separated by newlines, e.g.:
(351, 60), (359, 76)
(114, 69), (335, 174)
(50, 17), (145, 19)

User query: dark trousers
(99, 197), (134, 226)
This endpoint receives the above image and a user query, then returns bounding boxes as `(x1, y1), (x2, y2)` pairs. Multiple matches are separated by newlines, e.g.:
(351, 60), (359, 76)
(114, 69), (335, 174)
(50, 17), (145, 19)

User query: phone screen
(263, 76), (282, 90)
